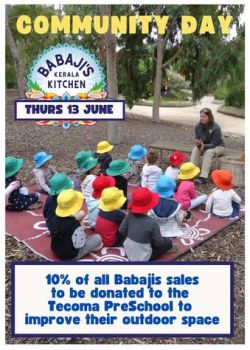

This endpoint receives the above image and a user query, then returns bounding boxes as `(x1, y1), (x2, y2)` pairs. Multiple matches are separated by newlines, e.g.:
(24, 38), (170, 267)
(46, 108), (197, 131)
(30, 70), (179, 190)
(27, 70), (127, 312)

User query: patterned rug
(6, 190), (244, 262)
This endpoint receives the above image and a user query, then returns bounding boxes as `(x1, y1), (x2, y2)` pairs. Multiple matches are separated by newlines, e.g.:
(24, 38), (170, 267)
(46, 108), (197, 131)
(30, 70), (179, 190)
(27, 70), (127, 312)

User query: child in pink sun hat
(119, 188), (173, 261)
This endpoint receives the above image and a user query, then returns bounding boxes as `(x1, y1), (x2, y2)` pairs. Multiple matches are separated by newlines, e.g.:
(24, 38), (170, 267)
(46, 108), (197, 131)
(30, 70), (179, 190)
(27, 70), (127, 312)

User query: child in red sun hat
(206, 169), (241, 218)
(165, 151), (187, 182)
(119, 187), (173, 261)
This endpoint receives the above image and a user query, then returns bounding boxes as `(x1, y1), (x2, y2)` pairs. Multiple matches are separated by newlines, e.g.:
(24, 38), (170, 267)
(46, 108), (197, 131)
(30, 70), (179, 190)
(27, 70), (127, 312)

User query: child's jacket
(33, 166), (57, 194)
(119, 213), (163, 261)
(141, 164), (162, 191)
(94, 152), (112, 174)
(5, 176), (39, 211)
(206, 188), (241, 217)
(149, 198), (183, 237)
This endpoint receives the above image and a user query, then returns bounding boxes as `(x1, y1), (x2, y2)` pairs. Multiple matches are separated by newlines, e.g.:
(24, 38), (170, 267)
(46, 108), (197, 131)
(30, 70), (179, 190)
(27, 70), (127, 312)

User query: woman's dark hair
(200, 108), (214, 124)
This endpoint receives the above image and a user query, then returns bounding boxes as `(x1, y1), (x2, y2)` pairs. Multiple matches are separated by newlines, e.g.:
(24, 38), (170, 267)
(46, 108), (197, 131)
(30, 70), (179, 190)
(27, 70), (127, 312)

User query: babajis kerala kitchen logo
(15, 43), (124, 128)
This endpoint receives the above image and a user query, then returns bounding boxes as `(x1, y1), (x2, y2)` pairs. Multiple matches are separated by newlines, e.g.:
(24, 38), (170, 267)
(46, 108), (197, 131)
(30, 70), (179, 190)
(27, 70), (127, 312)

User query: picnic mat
(6, 190), (245, 262)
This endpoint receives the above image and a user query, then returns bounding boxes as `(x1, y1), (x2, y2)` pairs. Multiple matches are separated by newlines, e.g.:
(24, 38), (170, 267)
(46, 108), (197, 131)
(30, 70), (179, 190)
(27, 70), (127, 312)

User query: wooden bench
(149, 141), (242, 160)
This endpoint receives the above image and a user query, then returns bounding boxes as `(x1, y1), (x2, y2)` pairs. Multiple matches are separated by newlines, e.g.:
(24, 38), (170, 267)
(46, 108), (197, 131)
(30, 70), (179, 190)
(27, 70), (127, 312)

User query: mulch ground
(5, 89), (245, 344)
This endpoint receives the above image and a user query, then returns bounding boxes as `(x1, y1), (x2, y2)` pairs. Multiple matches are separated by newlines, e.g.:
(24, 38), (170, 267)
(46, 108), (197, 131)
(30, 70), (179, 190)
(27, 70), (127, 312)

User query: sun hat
(128, 144), (147, 160)
(34, 151), (52, 168)
(83, 157), (98, 172)
(211, 169), (233, 190)
(5, 156), (24, 178)
(56, 189), (84, 217)
(50, 173), (73, 196)
(178, 162), (200, 180)
(168, 151), (187, 167)
(92, 175), (116, 199)
(128, 188), (159, 214)
(99, 187), (126, 212)
(75, 150), (92, 169)
(96, 140), (114, 154)
(154, 175), (176, 198)
(106, 159), (130, 176)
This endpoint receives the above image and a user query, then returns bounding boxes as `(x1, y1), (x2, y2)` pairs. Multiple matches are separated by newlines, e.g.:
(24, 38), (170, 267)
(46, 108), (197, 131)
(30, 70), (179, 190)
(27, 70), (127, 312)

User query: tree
(152, 6), (181, 121)
(177, 5), (244, 101)
(115, 4), (244, 120)
(6, 5), (59, 93)
(99, 5), (120, 144)
(6, 5), (25, 96)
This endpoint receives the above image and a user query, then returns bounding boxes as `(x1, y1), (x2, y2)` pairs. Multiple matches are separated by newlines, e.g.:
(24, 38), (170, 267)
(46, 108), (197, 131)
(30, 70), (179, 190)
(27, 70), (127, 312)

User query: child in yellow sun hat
(50, 189), (103, 260)
(94, 140), (114, 174)
(95, 187), (126, 247)
(174, 162), (207, 215)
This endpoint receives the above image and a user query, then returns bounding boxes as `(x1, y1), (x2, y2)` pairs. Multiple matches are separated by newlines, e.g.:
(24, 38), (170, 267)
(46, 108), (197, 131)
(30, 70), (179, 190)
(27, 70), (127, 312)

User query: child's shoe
(27, 201), (43, 210)
(167, 244), (179, 254)
(185, 210), (192, 221)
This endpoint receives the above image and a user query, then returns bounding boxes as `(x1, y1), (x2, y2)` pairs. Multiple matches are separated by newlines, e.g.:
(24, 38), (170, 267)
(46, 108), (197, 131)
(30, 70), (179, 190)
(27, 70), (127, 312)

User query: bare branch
(162, 46), (182, 68)
(127, 5), (143, 16)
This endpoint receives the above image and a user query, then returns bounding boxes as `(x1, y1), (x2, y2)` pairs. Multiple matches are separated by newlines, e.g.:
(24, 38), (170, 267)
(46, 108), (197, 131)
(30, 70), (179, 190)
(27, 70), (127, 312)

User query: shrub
(214, 84), (228, 100)
(167, 70), (190, 90)
(225, 87), (245, 108)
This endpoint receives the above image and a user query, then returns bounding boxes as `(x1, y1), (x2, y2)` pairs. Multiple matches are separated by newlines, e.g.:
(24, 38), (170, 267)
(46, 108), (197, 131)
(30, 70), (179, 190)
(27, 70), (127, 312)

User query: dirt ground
(5, 90), (245, 344)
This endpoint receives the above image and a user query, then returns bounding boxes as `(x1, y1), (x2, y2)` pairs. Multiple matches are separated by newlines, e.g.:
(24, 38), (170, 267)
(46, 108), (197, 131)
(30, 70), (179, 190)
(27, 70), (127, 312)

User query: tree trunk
(6, 5), (26, 97)
(99, 5), (120, 144)
(98, 34), (106, 67)
(152, 35), (164, 122)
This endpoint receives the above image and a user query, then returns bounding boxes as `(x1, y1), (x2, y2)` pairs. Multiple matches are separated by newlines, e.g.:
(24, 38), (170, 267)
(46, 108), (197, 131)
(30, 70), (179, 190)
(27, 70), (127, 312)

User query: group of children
(5, 140), (241, 262)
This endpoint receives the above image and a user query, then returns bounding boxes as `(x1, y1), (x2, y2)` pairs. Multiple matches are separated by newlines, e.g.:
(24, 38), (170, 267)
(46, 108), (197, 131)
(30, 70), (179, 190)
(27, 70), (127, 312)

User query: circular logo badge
(27, 43), (106, 97)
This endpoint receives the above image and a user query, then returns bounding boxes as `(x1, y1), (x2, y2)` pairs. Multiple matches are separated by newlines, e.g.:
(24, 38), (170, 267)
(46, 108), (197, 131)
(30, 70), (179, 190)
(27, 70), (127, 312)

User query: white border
(2, 1), (247, 349)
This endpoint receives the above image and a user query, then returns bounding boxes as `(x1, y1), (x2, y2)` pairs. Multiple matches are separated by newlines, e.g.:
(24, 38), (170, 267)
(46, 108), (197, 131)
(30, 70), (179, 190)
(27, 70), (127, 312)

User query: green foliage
(214, 83), (229, 100)
(117, 26), (153, 107)
(167, 70), (190, 90)
(26, 79), (43, 92)
(177, 5), (244, 101)
(6, 4), (244, 109)
(225, 87), (244, 108)
(7, 5), (60, 81)
(214, 26), (244, 107)
(90, 81), (105, 92)
(147, 88), (191, 102)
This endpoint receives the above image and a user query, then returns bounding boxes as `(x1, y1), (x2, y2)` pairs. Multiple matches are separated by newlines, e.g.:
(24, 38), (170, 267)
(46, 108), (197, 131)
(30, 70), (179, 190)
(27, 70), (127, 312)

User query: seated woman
(190, 108), (225, 184)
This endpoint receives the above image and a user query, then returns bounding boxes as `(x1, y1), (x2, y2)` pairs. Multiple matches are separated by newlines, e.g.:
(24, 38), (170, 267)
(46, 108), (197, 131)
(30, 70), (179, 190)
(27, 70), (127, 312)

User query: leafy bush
(225, 87), (245, 108)
(167, 70), (190, 90)
(214, 84), (229, 100)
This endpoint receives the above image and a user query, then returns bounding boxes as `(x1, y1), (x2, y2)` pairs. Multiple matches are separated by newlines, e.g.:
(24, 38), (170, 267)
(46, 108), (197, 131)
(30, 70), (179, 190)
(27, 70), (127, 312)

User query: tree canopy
(6, 4), (245, 109)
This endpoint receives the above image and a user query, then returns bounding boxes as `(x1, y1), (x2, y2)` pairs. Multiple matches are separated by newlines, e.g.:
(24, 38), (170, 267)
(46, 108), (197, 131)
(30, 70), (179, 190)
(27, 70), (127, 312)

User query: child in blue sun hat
(33, 151), (57, 194)
(127, 144), (147, 186)
(148, 175), (185, 238)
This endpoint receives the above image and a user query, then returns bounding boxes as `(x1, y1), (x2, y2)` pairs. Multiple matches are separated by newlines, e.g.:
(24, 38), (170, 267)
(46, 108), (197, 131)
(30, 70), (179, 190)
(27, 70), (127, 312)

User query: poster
(3, 1), (246, 348)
